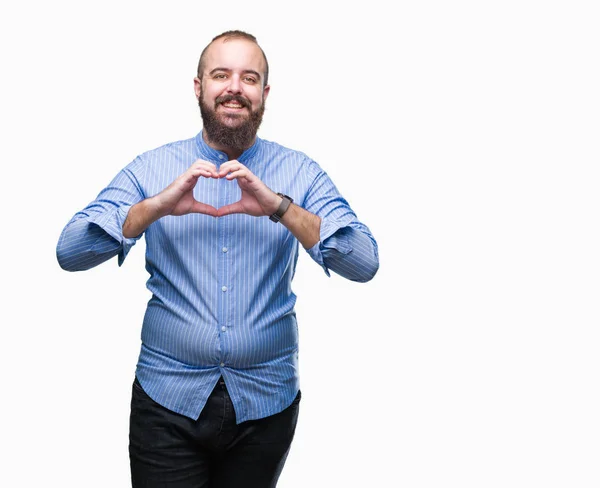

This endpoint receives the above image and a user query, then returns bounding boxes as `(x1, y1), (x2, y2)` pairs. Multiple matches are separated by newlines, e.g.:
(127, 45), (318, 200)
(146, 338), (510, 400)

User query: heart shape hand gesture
(216, 160), (281, 217)
(155, 159), (282, 219)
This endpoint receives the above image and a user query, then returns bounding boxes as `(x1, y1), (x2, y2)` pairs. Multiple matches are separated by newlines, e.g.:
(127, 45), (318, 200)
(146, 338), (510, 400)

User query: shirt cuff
(306, 215), (354, 276)
(88, 204), (139, 266)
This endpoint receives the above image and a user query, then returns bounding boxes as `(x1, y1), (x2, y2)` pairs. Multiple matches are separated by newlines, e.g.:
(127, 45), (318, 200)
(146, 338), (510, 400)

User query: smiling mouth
(216, 95), (250, 111)
(222, 102), (245, 109)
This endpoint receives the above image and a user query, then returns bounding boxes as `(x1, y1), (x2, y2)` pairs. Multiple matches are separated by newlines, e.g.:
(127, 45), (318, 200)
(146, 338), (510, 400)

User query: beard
(199, 91), (265, 152)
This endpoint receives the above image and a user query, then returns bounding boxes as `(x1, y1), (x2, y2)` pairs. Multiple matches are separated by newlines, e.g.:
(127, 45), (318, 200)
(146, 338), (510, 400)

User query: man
(57, 30), (379, 487)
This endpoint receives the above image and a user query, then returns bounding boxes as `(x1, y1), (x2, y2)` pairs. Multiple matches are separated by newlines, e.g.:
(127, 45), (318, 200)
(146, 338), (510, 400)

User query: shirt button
(220, 362), (225, 367)
(221, 326), (226, 332)
(221, 286), (228, 292)
(218, 154), (225, 160)
(222, 247), (228, 253)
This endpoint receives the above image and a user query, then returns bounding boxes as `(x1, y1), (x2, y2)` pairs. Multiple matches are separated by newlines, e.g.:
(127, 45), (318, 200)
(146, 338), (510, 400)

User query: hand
(153, 160), (219, 217)
(216, 160), (282, 217)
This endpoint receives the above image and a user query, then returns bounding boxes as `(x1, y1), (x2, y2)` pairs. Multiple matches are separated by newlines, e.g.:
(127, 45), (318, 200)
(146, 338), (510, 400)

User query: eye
(243, 76), (257, 84)
(213, 73), (227, 80)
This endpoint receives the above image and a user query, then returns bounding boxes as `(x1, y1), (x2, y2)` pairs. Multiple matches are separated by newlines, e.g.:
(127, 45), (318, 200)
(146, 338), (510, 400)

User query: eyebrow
(208, 68), (262, 80)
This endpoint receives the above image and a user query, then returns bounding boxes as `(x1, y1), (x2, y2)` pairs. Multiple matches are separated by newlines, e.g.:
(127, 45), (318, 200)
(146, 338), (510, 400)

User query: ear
(194, 77), (202, 100)
(262, 84), (271, 103)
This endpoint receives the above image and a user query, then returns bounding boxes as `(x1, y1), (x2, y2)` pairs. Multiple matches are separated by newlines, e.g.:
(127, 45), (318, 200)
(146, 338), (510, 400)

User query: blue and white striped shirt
(57, 132), (379, 422)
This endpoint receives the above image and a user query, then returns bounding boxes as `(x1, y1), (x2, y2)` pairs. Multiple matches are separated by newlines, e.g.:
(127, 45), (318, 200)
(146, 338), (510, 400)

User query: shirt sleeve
(56, 160), (146, 271)
(302, 162), (379, 282)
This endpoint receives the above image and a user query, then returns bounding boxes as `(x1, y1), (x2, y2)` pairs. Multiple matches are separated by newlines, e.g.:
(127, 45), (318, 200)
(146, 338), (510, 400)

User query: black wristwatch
(269, 193), (293, 223)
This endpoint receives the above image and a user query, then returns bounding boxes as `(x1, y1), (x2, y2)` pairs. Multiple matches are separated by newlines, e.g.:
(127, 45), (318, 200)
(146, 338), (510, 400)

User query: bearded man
(57, 30), (379, 488)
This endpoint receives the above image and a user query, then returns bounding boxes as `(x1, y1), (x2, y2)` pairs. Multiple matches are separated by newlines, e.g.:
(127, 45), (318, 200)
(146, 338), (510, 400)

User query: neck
(202, 131), (255, 161)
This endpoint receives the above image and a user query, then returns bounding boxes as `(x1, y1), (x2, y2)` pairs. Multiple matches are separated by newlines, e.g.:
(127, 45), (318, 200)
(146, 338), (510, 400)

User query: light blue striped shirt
(57, 132), (379, 422)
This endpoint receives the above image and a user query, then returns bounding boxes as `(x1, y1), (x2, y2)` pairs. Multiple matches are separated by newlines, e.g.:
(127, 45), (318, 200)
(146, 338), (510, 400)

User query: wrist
(269, 193), (283, 215)
(149, 194), (171, 219)
(269, 193), (293, 223)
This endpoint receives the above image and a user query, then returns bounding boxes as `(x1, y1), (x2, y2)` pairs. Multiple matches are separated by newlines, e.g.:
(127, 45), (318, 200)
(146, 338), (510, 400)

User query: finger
(218, 161), (245, 176)
(179, 172), (201, 188)
(177, 169), (214, 192)
(217, 202), (245, 217)
(186, 166), (218, 181)
(198, 169), (215, 178)
(218, 159), (240, 168)
(198, 167), (219, 178)
(192, 160), (219, 177)
(224, 169), (249, 180)
(190, 202), (219, 217)
(181, 170), (205, 185)
(193, 159), (218, 171)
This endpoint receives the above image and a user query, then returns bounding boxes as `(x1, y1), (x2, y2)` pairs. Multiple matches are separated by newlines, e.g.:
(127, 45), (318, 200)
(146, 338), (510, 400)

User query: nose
(227, 74), (242, 95)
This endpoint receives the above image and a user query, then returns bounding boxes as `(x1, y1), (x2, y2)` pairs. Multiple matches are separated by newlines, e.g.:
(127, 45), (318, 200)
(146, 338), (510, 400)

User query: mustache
(215, 95), (251, 110)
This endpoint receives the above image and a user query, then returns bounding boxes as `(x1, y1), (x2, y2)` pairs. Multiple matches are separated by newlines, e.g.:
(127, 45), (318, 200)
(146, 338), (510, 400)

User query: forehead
(203, 38), (266, 75)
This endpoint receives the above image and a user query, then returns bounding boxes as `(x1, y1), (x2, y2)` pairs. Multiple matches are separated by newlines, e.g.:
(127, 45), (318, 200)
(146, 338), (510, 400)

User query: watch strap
(269, 193), (293, 223)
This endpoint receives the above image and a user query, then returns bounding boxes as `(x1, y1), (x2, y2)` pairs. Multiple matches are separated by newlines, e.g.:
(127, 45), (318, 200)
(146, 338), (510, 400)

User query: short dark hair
(197, 30), (269, 87)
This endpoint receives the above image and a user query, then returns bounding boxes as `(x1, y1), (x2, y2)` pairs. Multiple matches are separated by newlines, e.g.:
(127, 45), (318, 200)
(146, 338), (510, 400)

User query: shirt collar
(195, 131), (262, 165)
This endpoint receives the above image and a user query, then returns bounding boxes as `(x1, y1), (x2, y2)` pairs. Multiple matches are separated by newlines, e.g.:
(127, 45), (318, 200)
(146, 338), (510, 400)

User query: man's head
(194, 31), (270, 153)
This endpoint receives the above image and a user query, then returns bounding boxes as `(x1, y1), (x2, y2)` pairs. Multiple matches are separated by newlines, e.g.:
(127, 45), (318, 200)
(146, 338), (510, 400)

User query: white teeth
(223, 102), (243, 108)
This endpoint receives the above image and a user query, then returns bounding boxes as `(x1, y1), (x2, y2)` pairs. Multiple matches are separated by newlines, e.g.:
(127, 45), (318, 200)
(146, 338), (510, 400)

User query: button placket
(216, 173), (231, 366)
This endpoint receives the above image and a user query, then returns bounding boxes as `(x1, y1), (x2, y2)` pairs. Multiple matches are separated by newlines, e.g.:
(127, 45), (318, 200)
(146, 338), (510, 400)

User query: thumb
(190, 201), (219, 217)
(217, 201), (245, 217)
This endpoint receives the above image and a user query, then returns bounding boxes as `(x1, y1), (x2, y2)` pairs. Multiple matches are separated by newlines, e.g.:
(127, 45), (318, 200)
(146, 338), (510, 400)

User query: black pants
(129, 377), (300, 488)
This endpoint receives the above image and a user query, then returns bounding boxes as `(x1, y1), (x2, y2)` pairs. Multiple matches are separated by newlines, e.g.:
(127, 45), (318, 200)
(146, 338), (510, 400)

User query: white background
(2, 1), (599, 487)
